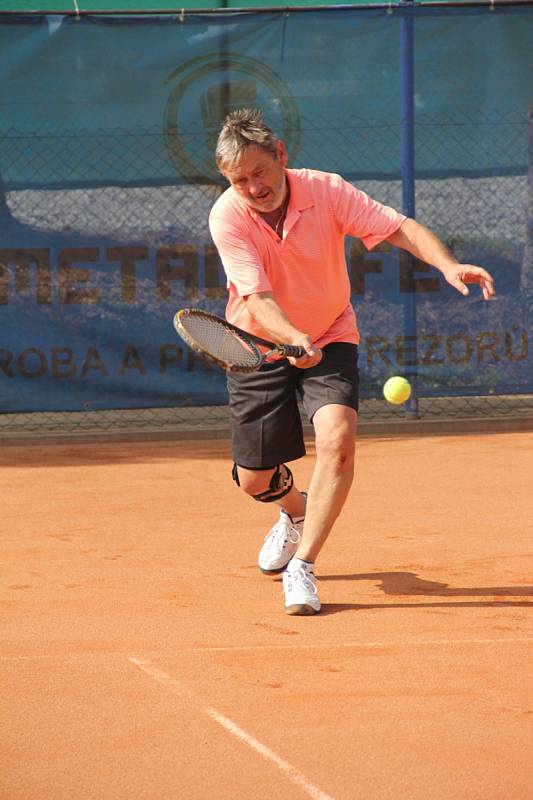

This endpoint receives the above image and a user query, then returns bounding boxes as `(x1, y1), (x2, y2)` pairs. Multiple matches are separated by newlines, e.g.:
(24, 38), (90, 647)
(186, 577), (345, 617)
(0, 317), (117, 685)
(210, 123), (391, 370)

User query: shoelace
(284, 567), (317, 596)
(263, 521), (301, 555)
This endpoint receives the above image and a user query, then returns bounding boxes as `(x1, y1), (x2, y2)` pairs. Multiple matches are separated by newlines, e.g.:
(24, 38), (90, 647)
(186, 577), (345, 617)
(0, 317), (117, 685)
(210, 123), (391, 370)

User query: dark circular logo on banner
(164, 53), (301, 185)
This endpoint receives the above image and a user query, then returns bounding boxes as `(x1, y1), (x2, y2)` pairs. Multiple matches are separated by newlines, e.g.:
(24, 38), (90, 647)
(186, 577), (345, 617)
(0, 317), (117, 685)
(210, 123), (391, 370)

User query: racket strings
(180, 315), (261, 369)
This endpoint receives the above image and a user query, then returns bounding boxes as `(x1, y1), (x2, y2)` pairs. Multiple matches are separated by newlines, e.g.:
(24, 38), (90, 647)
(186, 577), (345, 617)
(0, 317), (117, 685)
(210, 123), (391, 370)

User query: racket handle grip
(280, 345), (308, 358)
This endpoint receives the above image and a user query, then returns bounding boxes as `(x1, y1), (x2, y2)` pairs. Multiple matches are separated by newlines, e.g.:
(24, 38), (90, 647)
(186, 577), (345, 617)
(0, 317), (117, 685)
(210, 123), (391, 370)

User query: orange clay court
(2, 430), (532, 800)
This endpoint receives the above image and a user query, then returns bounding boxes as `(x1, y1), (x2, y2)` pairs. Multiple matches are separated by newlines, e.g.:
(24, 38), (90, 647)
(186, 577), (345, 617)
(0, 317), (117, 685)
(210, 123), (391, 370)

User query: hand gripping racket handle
(279, 344), (307, 358)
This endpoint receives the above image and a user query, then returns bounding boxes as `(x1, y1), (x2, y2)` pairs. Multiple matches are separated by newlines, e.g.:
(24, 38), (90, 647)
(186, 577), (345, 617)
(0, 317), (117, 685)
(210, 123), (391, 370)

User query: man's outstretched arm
(387, 218), (495, 301)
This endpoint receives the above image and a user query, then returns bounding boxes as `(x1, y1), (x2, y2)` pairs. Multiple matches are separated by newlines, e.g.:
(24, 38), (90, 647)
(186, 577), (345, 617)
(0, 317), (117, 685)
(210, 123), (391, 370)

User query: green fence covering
(0, 5), (531, 414)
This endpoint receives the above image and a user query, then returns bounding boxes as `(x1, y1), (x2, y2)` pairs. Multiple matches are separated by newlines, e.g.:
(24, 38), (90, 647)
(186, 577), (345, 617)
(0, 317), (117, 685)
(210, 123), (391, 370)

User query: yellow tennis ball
(383, 376), (412, 405)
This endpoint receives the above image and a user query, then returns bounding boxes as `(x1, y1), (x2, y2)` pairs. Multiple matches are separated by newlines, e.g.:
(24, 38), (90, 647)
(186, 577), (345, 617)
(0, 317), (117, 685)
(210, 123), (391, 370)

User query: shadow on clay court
(310, 572), (533, 615)
(0, 441), (234, 469)
(318, 600), (533, 616)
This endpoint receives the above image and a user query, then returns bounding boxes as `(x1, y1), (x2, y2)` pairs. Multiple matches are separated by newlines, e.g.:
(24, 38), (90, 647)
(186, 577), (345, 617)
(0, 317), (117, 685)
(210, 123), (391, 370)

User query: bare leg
(294, 404), (357, 563)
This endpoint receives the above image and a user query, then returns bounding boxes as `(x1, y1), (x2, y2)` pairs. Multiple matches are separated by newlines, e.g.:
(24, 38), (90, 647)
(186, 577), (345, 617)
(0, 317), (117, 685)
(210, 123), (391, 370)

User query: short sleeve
(331, 175), (406, 251)
(209, 211), (272, 297)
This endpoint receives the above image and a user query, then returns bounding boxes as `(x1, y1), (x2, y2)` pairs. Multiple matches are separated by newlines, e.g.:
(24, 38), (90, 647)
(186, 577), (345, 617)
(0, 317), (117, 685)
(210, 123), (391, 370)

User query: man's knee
(232, 463), (293, 502)
(314, 407), (356, 462)
(315, 427), (355, 471)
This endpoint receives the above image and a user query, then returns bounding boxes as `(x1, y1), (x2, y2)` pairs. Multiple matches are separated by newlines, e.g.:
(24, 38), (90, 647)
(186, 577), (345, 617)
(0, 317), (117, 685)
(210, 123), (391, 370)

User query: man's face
(221, 141), (288, 213)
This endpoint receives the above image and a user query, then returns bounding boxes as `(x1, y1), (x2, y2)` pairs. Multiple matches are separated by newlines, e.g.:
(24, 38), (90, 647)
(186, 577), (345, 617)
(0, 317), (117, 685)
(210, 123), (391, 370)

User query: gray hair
(215, 108), (279, 171)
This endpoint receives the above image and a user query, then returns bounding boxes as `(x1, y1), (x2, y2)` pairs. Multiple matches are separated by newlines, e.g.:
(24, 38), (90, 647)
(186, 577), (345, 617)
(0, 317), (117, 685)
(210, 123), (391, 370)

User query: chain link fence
(1, 8), (532, 439)
(2, 394), (533, 443)
(1, 118), (532, 438)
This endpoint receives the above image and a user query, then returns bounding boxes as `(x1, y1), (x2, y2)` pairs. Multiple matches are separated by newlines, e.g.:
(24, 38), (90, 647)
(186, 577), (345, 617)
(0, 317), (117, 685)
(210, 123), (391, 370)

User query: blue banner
(0, 7), (531, 412)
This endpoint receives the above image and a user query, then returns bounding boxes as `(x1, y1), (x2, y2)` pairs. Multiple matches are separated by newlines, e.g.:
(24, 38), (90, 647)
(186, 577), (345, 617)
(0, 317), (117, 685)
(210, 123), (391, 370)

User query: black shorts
(227, 342), (359, 469)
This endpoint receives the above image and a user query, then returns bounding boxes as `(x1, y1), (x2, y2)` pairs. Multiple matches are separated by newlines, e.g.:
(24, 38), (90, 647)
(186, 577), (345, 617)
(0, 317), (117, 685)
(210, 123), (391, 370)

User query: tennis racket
(173, 308), (306, 373)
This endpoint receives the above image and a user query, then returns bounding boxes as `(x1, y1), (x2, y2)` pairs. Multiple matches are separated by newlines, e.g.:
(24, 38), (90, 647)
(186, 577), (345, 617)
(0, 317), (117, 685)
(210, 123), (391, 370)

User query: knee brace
(232, 463), (294, 503)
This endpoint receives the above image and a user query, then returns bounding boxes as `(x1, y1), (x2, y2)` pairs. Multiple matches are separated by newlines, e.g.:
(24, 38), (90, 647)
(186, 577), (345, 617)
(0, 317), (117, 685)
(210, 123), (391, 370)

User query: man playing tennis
(209, 108), (495, 615)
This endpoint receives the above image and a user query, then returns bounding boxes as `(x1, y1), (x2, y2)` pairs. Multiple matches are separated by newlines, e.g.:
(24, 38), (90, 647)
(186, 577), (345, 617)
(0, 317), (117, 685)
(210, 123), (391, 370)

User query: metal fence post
(400, 0), (419, 416)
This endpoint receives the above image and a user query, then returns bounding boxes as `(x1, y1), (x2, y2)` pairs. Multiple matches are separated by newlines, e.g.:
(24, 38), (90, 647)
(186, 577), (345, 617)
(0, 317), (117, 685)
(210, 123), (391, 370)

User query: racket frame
(173, 308), (306, 373)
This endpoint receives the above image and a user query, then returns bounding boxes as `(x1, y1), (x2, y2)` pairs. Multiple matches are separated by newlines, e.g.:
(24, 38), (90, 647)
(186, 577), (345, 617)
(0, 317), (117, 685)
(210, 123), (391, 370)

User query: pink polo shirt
(209, 168), (405, 347)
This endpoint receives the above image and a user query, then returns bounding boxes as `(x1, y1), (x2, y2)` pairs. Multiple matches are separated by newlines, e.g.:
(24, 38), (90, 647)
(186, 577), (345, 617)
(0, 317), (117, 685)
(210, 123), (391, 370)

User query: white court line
(1, 637), (533, 661)
(128, 656), (336, 800)
(187, 636), (533, 653)
(0, 655), (54, 661)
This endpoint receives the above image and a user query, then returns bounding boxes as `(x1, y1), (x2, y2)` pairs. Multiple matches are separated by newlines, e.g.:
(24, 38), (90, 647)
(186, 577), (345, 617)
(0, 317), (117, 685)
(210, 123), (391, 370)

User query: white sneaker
(283, 563), (321, 615)
(258, 506), (304, 575)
